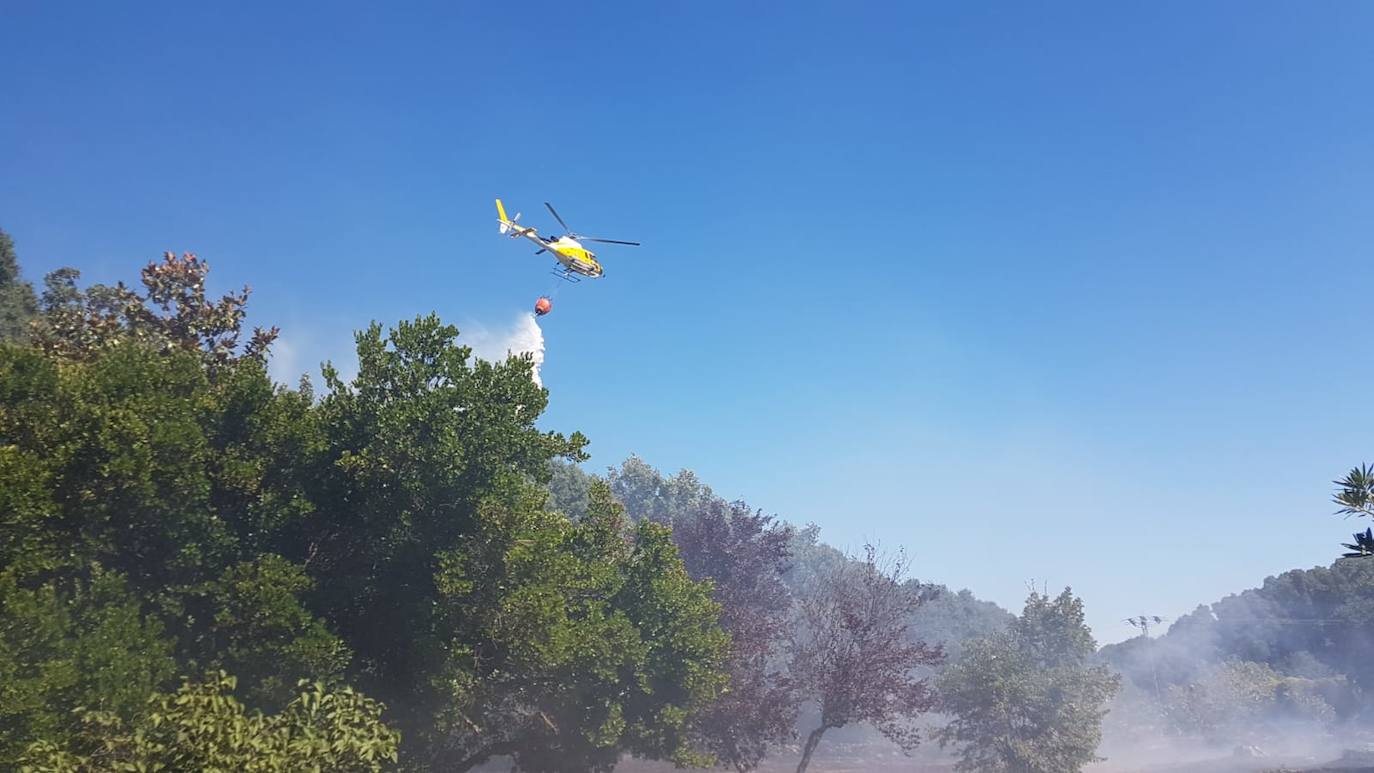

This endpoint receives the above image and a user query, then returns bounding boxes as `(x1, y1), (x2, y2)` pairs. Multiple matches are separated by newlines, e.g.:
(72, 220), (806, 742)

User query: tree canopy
(0, 229), (38, 343)
(937, 588), (1120, 773)
(0, 251), (730, 772)
(790, 546), (942, 773)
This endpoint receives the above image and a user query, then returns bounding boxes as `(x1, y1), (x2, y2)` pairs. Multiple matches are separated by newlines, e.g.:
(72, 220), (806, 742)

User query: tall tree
(20, 673), (399, 772)
(606, 457), (799, 771)
(671, 498), (797, 772)
(426, 482), (729, 772)
(789, 545), (942, 773)
(1333, 463), (1374, 557)
(607, 455), (713, 527)
(937, 588), (1119, 773)
(0, 264), (347, 764)
(5, 251), (734, 771)
(31, 252), (278, 371)
(547, 459), (593, 521)
(276, 316), (728, 770)
(0, 228), (38, 342)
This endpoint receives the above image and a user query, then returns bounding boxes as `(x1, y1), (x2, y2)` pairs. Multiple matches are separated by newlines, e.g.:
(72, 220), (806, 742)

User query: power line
(1125, 615), (1167, 638)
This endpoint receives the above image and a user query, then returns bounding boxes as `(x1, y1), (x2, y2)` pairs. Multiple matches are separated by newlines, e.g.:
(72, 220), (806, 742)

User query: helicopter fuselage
(508, 226), (603, 277)
(540, 235), (603, 278)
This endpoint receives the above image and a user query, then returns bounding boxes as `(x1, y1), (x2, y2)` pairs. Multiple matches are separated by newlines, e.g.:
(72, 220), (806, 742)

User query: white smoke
(267, 314), (547, 391)
(465, 313), (546, 386)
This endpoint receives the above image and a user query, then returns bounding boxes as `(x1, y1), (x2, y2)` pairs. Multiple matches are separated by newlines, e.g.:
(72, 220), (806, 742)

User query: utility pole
(1125, 615), (1168, 715)
(1125, 615), (1165, 638)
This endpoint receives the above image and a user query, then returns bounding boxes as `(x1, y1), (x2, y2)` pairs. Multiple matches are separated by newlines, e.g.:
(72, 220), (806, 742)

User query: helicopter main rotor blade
(544, 202), (570, 233)
(578, 237), (640, 246)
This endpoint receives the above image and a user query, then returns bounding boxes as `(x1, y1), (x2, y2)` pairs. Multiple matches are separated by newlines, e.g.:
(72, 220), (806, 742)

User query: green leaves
(1343, 527), (1374, 558)
(30, 253), (278, 374)
(1330, 463), (1374, 558)
(3, 245), (728, 771)
(1334, 463), (1374, 519)
(0, 228), (39, 344)
(0, 566), (177, 766)
(936, 589), (1119, 773)
(19, 672), (399, 772)
(426, 483), (728, 772)
(190, 556), (350, 709)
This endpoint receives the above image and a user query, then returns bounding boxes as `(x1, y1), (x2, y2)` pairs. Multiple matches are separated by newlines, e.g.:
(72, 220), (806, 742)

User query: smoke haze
(465, 312), (546, 386)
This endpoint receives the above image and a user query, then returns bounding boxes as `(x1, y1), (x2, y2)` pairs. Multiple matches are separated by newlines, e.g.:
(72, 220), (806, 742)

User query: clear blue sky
(4, 1), (1373, 643)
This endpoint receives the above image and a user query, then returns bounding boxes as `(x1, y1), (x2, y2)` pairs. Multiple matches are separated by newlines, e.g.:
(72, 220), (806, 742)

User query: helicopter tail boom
(495, 198), (526, 235)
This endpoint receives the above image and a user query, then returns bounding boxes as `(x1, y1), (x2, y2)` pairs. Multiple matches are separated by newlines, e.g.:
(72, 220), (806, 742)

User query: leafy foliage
(425, 483), (729, 772)
(4, 251), (735, 771)
(9, 246), (1062, 772)
(671, 499), (797, 772)
(937, 589), (1120, 773)
(790, 545), (942, 773)
(547, 459), (593, 521)
(1334, 464), (1374, 519)
(1343, 527), (1374, 559)
(0, 228), (38, 343)
(607, 457), (799, 771)
(604, 458), (1015, 771)
(19, 672), (399, 772)
(607, 456), (714, 528)
(0, 567), (176, 765)
(1162, 660), (1335, 739)
(190, 556), (351, 708)
(909, 586), (1014, 664)
(1333, 464), (1374, 557)
(0, 337), (343, 668)
(31, 252), (278, 371)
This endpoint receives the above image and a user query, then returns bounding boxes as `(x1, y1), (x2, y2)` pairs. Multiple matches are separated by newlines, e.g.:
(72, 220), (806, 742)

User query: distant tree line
(1101, 556), (1374, 744)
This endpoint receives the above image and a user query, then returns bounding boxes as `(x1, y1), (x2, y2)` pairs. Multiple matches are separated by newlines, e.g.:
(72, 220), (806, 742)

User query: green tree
(605, 457), (799, 772)
(908, 586), (1013, 664)
(417, 481), (729, 772)
(0, 566), (176, 766)
(0, 340), (344, 689)
(0, 229), (38, 342)
(937, 588), (1119, 773)
(19, 672), (399, 772)
(1161, 660), (1327, 739)
(262, 316), (728, 770)
(188, 556), (351, 708)
(0, 254), (346, 758)
(547, 459), (593, 521)
(31, 252), (277, 372)
(6, 251), (732, 771)
(607, 455), (713, 527)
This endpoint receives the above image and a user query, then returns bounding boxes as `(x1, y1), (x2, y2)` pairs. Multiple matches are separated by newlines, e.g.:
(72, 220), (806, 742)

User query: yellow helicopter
(496, 199), (639, 282)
